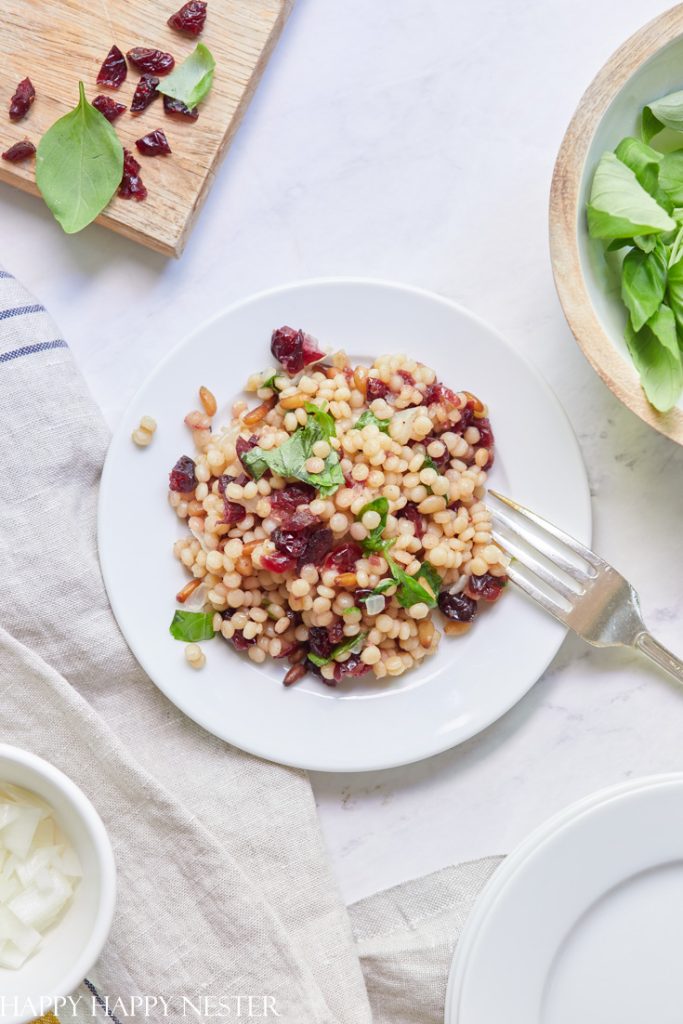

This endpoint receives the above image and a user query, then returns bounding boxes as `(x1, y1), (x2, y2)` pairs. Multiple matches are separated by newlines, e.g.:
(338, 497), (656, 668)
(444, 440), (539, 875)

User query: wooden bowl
(550, 4), (683, 445)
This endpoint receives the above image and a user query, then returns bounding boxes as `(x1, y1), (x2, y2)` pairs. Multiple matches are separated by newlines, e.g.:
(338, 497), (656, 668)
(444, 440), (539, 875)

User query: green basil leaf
(657, 151), (683, 209)
(157, 43), (216, 108)
(358, 497), (389, 552)
(615, 137), (664, 201)
(621, 240), (668, 330)
(355, 409), (391, 434)
(241, 411), (344, 497)
(415, 562), (442, 600)
(587, 152), (675, 239)
(307, 632), (367, 667)
(262, 373), (282, 392)
(642, 90), (683, 143)
(667, 252), (683, 330)
(36, 82), (123, 234)
(169, 610), (216, 642)
(625, 303), (683, 412)
(304, 402), (337, 440)
(422, 454), (438, 471)
(358, 578), (395, 601)
(386, 556), (440, 609)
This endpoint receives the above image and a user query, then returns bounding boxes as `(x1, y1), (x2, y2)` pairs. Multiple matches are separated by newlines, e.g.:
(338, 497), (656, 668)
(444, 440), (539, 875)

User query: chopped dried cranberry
(235, 435), (259, 475)
(272, 529), (309, 560)
(333, 655), (369, 682)
(260, 551), (296, 574)
(231, 630), (256, 651)
(308, 626), (333, 659)
(221, 500), (246, 525)
(168, 0), (208, 35)
(477, 417), (494, 448)
(273, 642), (300, 659)
(324, 543), (362, 574)
(328, 618), (344, 645)
(9, 78), (35, 122)
(163, 94), (199, 120)
(397, 502), (426, 538)
(169, 455), (197, 492)
(466, 573), (507, 602)
(438, 590), (477, 622)
(97, 46), (127, 89)
(92, 95), (126, 122)
(2, 140), (35, 162)
(366, 376), (390, 400)
(298, 527), (333, 569)
(118, 148), (147, 201)
(398, 369), (415, 386)
(220, 608), (235, 619)
(127, 48), (175, 75)
(454, 406), (473, 434)
(135, 129), (171, 156)
(423, 381), (459, 408)
(218, 472), (248, 493)
(269, 483), (317, 526)
(270, 326), (324, 375)
(131, 74), (160, 114)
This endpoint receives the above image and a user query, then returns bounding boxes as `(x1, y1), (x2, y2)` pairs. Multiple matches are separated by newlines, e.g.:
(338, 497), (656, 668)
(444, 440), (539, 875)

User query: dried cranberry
(308, 626), (333, 659)
(272, 529), (309, 560)
(222, 500), (246, 525)
(168, 0), (208, 35)
(454, 406), (473, 434)
(163, 94), (199, 120)
(9, 78), (35, 122)
(2, 140), (35, 162)
(92, 95), (126, 122)
(328, 618), (344, 645)
(397, 502), (426, 538)
(131, 74), (160, 114)
(260, 551), (296, 574)
(438, 590), (477, 622)
(466, 573), (507, 602)
(298, 527), (333, 569)
(135, 129), (171, 156)
(324, 543), (362, 574)
(220, 608), (235, 619)
(119, 149), (147, 201)
(269, 483), (317, 527)
(366, 376), (390, 401)
(473, 416), (495, 467)
(218, 472), (248, 493)
(423, 381), (459, 408)
(235, 435), (259, 475)
(232, 630), (256, 651)
(169, 455), (197, 492)
(270, 326), (324, 375)
(333, 655), (369, 682)
(398, 369), (415, 386)
(97, 46), (127, 89)
(127, 48), (175, 75)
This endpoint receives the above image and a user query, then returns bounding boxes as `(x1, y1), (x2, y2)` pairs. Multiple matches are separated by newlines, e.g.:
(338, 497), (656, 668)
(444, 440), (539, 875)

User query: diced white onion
(364, 594), (386, 616)
(0, 785), (81, 970)
(448, 574), (468, 596)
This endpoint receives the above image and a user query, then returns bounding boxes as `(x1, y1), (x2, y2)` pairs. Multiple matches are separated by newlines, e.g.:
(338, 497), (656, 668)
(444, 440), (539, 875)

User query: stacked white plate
(446, 774), (683, 1023)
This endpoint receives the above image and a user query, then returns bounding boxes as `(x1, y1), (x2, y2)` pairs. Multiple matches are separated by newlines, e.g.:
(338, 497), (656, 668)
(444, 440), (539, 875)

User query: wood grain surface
(550, 3), (683, 446)
(0, 0), (293, 256)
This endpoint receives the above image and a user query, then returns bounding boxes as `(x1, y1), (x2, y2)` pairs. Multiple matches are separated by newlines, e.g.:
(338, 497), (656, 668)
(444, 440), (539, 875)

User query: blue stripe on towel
(0, 303), (45, 321)
(84, 979), (125, 1024)
(0, 339), (68, 364)
(0, 270), (13, 279)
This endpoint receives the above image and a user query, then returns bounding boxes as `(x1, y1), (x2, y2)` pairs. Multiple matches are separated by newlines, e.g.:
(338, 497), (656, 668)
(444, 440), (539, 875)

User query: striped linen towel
(0, 266), (500, 1024)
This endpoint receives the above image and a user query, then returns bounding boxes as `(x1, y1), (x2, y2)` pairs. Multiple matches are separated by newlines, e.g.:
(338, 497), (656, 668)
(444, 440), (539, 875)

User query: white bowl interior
(578, 33), (683, 414)
(0, 751), (114, 1017)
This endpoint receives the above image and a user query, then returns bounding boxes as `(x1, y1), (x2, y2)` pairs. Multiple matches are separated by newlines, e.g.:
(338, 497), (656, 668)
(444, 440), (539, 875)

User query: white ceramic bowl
(550, 5), (683, 445)
(0, 745), (116, 1024)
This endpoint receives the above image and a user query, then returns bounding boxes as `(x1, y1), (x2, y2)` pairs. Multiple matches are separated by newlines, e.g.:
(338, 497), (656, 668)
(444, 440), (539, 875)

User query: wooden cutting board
(0, 0), (292, 256)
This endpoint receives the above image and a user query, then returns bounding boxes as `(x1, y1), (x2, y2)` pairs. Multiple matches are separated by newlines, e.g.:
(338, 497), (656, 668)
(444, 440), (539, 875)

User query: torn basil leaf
(241, 405), (344, 496)
(642, 89), (683, 144)
(358, 497), (389, 553)
(355, 409), (391, 434)
(169, 610), (215, 642)
(587, 152), (675, 239)
(157, 43), (216, 108)
(386, 556), (441, 609)
(625, 303), (683, 412)
(621, 240), (668, 331)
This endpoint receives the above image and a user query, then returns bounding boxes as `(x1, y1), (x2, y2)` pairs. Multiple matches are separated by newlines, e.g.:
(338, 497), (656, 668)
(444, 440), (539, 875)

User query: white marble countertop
(3, 0), (682, 905)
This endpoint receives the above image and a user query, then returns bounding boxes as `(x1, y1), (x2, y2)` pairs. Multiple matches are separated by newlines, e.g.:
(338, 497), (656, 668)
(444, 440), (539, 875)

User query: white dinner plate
(446, 774), (683, 1024)
(98, 278), (590, 772)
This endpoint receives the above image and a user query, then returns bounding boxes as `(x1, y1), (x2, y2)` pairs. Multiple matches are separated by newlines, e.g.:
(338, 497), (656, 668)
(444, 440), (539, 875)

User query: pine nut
(279, 393), (306, 410)
(283, 663), (307, 686)
(176, 578), (202, 603)
(199, 386), (217, 417)
(243, 397), (276, 426)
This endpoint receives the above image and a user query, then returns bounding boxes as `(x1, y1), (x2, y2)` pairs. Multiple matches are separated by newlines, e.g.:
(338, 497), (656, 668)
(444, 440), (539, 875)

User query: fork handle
(635, 632), (683, 685)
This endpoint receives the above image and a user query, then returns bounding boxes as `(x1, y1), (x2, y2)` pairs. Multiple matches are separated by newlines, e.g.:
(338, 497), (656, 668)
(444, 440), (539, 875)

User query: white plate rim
(445, 772), (683, 1022)
(98, 276), (592, 772)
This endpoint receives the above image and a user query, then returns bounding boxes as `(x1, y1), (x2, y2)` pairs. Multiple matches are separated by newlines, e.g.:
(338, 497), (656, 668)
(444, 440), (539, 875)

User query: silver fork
(489, 491), (683, 685)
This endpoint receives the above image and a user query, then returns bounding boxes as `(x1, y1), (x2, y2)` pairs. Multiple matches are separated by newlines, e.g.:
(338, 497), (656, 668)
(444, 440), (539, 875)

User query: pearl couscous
(168, 327), (509, 686)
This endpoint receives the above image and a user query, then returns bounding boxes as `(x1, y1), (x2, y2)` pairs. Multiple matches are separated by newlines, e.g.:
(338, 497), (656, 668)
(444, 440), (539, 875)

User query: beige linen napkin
(0, 268), (499, 1024)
